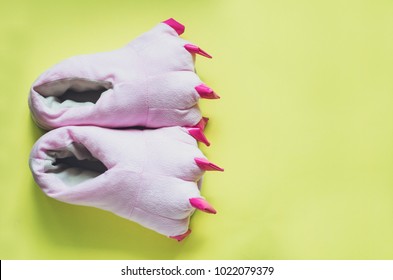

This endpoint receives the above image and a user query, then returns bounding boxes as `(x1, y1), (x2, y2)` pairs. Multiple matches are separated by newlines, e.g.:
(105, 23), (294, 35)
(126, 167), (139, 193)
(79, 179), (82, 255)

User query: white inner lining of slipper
(34, 78), (113, 108)
(46, 142), (108, 187)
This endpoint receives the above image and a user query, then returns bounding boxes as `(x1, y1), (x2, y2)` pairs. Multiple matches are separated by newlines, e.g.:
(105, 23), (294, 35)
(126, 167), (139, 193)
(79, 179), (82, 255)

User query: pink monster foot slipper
(28, 18), (219, 130)
(29, 126), (223, 241)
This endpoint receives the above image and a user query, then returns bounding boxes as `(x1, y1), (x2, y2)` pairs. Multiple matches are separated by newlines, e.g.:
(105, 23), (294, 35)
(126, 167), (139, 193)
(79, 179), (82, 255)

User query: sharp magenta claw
(184, 44), (212, 58)
(186, 127), (210, 146)
(194, 157), (224, 172)
(192, 117), (209, 131)
(189, 198), (217, 214)
(162, 18), (185, 35)
(170, 229), (192, 242)
(195, 84), (220, 99)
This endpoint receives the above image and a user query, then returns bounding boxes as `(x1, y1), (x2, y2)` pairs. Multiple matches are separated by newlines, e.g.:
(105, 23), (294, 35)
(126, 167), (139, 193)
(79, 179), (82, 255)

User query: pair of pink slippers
(28, 19), (223, 241)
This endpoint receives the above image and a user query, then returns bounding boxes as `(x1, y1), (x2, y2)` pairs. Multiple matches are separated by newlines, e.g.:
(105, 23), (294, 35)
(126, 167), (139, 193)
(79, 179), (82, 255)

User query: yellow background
(1, 0), (393, 259)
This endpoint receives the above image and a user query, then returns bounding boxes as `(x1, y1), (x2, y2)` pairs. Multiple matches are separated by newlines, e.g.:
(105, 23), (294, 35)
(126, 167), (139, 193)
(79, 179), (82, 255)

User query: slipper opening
(34, 78), (113, 106)
(46, 142), (108, 187)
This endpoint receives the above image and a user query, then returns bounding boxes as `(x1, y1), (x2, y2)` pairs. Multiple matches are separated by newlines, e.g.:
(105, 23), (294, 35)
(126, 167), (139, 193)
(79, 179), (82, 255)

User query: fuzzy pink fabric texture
(28, 18), (219, 130)
(29, 126), (221, 238)
(29, 18), (223, 241)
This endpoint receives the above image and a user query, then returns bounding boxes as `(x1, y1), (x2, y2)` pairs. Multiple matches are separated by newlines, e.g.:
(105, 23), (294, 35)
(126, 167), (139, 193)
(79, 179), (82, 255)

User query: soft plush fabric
(28, 18), (218, 130)
(29, 126), (222, 239)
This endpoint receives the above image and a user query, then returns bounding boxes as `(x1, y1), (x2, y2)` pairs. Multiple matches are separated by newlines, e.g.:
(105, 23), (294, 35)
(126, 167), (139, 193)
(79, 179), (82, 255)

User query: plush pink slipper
(28, 18), (219, 130)
(29, 126), (223, 240)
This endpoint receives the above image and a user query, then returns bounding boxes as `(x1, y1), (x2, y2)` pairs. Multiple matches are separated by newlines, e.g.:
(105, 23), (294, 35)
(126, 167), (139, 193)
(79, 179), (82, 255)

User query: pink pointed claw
(195, 84), (220, 99)
(186, 127), (210, 146)
(190, 198), (217, 214)
(193, 117), (209, 131)
(162, 18), (185, 35)
(195, 157), (224, 172)
(170, 229), (192, 242)
(184, 44), (212, 58)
